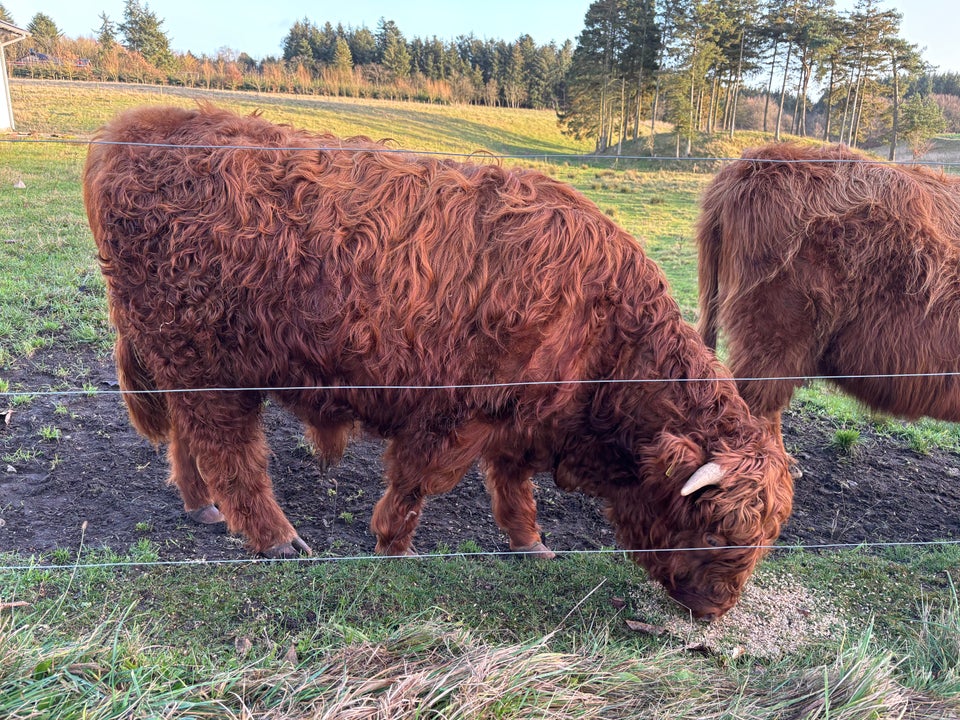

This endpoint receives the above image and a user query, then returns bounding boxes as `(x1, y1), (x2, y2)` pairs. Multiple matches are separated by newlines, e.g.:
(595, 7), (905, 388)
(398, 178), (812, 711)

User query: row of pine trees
(563, 0), (947, 160)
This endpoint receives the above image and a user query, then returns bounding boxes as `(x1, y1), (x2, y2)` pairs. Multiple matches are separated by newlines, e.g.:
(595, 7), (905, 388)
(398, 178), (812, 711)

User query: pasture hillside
(8, 79), (591, 157)
(1, 81), (959, 718)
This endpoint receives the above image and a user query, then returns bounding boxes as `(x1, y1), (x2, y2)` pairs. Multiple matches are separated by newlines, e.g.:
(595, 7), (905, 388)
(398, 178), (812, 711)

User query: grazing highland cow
(84, 104), (792, 619)
(698, 143), (960, 450)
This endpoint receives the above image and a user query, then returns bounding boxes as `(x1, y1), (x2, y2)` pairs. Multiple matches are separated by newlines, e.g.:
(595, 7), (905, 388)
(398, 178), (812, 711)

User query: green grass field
(1, 80), (959, 718)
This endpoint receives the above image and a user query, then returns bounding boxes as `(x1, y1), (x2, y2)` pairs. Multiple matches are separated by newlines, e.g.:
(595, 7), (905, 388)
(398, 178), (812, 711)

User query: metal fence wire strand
(3, 540), (960, 573)
(6, 371), (960, 399)
(5, 134), (960, 168)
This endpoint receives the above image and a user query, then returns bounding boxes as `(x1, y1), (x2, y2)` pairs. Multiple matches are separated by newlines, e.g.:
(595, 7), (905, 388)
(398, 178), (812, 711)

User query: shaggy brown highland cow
(698, 143), (960, 449)
(84, 104), (792, 619)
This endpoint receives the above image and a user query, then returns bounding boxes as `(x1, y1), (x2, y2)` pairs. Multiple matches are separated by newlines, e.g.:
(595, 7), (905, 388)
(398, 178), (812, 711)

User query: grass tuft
(900, 578), (960, 699)
(831, 427), (862, 453)
(762, 632), (910, 720)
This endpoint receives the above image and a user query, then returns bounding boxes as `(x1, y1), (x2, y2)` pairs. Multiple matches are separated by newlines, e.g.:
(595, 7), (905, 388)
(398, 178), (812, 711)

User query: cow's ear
(652, 431), (707, 479)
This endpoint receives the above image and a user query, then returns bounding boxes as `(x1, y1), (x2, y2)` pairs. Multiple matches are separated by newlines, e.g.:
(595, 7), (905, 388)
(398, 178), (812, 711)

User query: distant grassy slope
(9, 80), (592, 157)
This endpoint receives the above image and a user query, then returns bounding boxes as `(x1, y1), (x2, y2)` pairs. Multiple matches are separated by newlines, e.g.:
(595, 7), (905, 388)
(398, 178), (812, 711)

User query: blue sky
(6, 0), (958, 73)
(6, 1), (589, 57)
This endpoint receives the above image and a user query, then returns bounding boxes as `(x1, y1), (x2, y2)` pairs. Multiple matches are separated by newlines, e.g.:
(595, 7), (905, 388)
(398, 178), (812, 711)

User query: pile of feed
(629, 570), (847, 660)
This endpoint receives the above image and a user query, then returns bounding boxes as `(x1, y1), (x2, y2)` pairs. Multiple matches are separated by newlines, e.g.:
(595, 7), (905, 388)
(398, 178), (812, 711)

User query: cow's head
(606, 431), (793, 621)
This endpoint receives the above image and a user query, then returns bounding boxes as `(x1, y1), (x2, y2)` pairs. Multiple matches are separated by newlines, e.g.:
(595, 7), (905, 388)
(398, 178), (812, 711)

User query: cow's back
(696, 141), (960, 422)
(84, 104), (654, 428)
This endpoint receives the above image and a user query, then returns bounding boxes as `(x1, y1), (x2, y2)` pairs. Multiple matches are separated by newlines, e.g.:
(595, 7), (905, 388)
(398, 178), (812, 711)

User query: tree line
(563, 0), (949, 158)
(5, 0), (956, 157)
(6, 1), (572, 109)
(279, 17), (573, 109)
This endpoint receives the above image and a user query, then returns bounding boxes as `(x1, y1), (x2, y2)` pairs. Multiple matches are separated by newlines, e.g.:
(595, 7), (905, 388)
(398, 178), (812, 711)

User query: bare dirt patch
(2, 344), (959, 561)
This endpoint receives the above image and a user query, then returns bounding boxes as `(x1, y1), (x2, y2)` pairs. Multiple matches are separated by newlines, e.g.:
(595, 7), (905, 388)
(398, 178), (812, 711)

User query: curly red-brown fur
(698, 143), (960, 439)
(84, 104), (792, 618)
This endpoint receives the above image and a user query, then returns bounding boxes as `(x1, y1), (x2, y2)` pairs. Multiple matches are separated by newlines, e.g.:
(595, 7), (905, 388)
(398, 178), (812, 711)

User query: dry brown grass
(242, 623), (695, 719)
(192, 622), (960, 720)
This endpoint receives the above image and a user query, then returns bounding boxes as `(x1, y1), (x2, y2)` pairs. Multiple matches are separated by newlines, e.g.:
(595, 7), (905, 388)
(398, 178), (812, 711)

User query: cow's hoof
(262, 535), (313, 559)
(376, 544), (418, 557)
(387, 548), (418, 557)
(511, 541), (556, 559)
(186, 504), (226, 524)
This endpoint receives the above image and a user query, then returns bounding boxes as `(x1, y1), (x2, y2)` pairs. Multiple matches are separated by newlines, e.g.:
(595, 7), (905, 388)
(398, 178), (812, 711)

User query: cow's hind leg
(168, 391), (311, 558)
(481, 456), (554, 559)
(167, 426), (225, 525)
(371, 424), (488, 556)
(116, 334), (224, 525)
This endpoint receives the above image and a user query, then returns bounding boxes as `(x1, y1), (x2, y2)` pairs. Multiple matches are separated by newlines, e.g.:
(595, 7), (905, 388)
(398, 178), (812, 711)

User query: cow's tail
(695, 191), (723, 352)
(114, 332), (170, 444)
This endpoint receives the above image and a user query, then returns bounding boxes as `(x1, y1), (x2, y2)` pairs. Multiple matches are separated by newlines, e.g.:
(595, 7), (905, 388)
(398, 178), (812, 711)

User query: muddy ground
(2, 344), (959, 561)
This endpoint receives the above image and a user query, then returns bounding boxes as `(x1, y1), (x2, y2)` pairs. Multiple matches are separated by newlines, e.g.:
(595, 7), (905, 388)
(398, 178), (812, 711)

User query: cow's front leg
(371, 424), (488, 555)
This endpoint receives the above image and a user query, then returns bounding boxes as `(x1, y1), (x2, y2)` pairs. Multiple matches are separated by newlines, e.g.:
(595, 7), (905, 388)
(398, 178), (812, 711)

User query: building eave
(0, 20), (30, 48)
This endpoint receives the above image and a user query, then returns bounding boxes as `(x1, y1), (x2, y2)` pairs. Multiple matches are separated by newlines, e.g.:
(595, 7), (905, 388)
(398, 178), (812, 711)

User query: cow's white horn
(680, 462), (725, 496)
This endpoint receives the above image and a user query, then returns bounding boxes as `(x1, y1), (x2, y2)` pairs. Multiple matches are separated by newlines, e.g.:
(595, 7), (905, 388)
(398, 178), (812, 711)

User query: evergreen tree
(785, 0), (838, 137)
(313, 22), (338, 65)
(409, 37), (429, 76)
(455, 34), (486, 80)
(756, 0), (780, 132)
(27, 13), (61, 52)
(886, 37), (924, 159)
(410, 36), (446, 79)
(840, 0), (903, 146)
(926, 72), (960, 97)
(621, 0), (659, 140)
(0, 4), (14, 24)
(282, 18), (317, 62)
(377, 19), (411, 79)
(444, 41), (467, 78)
(332, 35), (353, 73)
(96, 13), (117, 50)
(815, 10), (849, 141)
(660, 0), (724, 154)
(236, 52), (258, 73)
(562, 0), (629, 150)
(550, 40), (574, 111)
(382, 35), (411, 79)
(502, 41), (528, 108)
(900, 92), (946, 158)
(348, 26), (377, 66)
(119, 0), (173, 68)
(525, 42), (555, 109)
(375, 19), (403, 61)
